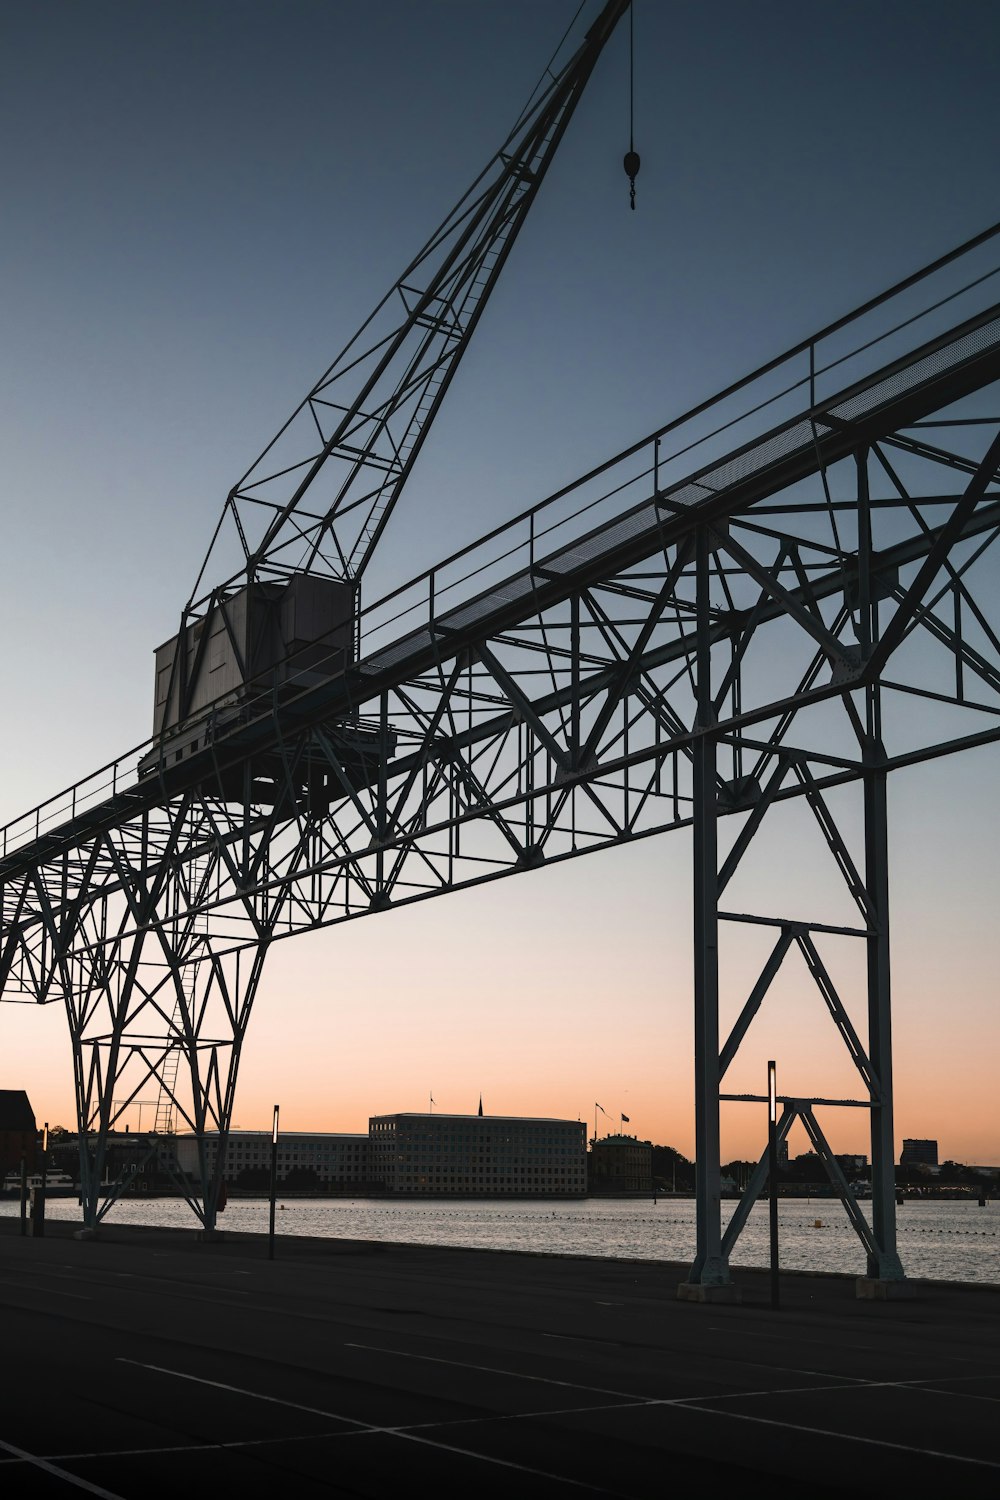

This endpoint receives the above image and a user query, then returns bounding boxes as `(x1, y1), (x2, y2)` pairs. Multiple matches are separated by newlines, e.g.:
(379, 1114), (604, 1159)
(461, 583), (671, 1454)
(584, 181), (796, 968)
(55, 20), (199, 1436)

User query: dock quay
(1, 1216), (998, 1496)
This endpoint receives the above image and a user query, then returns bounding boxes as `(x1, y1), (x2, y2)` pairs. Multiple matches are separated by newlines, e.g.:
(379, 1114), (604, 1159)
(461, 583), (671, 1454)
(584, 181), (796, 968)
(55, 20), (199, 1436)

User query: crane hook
(623, 149), (640, 211)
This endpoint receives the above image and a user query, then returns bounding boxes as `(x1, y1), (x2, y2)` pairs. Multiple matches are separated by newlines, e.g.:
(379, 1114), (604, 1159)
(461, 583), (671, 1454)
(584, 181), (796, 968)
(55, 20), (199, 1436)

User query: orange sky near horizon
(4, 747), (998, 1169)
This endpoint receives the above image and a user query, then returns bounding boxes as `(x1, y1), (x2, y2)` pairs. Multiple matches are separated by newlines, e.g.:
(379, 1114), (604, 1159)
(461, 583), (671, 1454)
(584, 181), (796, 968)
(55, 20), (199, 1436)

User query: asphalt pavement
(1, 1216), (998, 1497)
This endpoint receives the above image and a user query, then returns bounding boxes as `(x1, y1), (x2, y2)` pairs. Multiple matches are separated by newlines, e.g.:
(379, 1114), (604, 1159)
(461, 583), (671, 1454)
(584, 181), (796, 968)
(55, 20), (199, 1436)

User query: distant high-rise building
(369, 1113), (586, 1196)
(900, 1138), (938, 1167)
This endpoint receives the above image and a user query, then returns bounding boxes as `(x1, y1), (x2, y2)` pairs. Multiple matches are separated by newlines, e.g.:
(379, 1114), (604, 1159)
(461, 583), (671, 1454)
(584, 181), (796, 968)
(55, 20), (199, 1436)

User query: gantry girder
(3, 221), (1000, 1271)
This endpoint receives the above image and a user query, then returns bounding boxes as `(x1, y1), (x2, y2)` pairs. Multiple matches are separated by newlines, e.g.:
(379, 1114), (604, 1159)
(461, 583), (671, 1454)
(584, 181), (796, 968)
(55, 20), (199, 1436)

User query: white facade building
(176, 1130), (369, 1187)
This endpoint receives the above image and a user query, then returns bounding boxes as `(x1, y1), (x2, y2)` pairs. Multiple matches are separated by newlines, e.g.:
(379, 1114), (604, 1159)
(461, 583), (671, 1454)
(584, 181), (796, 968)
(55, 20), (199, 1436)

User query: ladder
(153, 856), (206, 1135)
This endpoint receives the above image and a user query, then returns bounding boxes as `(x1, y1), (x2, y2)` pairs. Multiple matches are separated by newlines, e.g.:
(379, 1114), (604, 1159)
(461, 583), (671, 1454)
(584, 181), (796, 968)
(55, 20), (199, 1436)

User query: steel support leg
(185, 941), (269, 1233)
(864, 746), (904, 1280)
(688, 528), (728, 1286)
(65, 934), (146, 1231)
(68, 1028), (108, 1231)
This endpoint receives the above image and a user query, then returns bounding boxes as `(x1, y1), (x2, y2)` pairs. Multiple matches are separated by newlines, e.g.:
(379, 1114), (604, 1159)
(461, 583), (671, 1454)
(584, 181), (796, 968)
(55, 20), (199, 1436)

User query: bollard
(29, 1185), (46, 1238)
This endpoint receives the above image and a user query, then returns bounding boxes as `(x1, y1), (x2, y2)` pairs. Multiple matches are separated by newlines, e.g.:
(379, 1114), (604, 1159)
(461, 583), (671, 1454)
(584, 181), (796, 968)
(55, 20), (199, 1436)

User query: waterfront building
(900, 1138), (939, 1167)
(588, 1133), (653, 1194)
(368, 1113), (587, 1196)
(0, 1090), (36, 1177)
(176, 1131), (370, 1188)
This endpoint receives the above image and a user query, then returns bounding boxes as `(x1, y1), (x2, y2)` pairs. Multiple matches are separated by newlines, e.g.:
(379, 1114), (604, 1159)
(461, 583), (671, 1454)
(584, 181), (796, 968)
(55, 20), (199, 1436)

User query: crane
(6, 1), (635, 1231)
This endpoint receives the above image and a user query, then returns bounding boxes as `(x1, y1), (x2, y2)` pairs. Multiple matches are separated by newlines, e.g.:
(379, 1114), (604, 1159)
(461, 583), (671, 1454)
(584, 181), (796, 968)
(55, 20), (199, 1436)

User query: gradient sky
(2, 1), (1000, 1166)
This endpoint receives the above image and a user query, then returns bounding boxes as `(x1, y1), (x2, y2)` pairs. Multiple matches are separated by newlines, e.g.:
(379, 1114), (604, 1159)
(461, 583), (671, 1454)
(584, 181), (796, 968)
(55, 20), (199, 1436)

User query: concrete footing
(197, 1228), (226, 1243)
(856, 1277), (915, 1300)
(676, 1281), (741, 1304)
(73, 1227), (99, 1242)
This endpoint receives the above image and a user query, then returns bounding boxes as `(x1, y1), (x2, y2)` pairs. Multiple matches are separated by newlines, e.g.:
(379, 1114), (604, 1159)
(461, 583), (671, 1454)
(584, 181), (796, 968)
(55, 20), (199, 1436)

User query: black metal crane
(5, 0), (1000, 1298)
(1, 1), (636, 1232)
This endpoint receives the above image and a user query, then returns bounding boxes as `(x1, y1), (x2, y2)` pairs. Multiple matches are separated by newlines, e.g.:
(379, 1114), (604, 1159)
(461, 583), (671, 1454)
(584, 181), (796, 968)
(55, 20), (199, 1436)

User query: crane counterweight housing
(152, 573), (354, 741)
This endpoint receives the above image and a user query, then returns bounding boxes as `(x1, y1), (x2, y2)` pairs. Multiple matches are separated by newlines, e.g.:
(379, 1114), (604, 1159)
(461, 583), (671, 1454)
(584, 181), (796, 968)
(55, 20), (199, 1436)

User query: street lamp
(268, 1105), (280, 1261)
(29, 1121), (51, 1238)
(767, 1063), (779, 1311)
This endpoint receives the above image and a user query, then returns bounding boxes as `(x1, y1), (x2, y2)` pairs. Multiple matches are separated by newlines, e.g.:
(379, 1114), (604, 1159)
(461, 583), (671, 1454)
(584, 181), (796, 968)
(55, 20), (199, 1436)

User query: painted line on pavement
(345, 1341), (646, 1401)
(346, 1338), (866, 1401)
(345, 1341), (960, 1414)
(33, 1370), (1000, 1484)
(344, 1340), (1000, 1469)
(117, 1359), (370, 1429)
(676, 1400), (1000, 1470)
(391, 1425), (626, 1489)
(115, 1358), (624, 1494)
(0, 1437), (125, 1498)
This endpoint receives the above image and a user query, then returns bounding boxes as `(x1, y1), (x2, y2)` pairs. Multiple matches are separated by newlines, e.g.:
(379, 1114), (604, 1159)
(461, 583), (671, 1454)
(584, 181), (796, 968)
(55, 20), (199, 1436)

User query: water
(5, 1194), (999, 1284)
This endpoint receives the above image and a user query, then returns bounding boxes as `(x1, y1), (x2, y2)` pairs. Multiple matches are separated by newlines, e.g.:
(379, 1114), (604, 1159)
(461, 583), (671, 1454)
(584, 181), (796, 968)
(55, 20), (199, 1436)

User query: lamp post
(767, 1063), (779, 1311)
(31, 1122), (50, 1238)
(268, 1105), (279, 1261)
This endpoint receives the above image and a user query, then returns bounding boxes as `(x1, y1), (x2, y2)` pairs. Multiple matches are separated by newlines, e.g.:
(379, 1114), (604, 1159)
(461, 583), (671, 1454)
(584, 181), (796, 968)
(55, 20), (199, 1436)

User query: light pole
(31, 1122), (50, 1238)
(268, 1105), (279, 1261)
(767, 1063), (779, 1311)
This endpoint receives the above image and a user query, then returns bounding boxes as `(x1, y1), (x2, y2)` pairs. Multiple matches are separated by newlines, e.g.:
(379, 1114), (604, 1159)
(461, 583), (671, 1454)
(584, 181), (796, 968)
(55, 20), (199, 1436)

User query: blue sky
(2, 1), (1000, 1159)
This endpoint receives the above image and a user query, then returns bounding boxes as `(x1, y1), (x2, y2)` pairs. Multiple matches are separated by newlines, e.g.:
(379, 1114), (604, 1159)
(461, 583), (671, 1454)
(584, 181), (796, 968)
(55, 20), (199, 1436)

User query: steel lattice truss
(188, 0), (629, 601)
(3, 241), (1000, 1273)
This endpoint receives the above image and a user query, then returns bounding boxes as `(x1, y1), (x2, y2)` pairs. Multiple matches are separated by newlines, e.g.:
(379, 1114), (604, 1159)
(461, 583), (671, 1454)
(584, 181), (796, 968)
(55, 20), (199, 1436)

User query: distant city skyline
(2, 1), (1000, 1166)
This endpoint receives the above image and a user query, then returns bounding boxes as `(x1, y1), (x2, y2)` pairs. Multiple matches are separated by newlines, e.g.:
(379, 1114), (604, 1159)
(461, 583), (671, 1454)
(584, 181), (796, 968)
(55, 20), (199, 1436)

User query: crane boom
(153, 2), (629, 752)
(190, 0), (629, 603)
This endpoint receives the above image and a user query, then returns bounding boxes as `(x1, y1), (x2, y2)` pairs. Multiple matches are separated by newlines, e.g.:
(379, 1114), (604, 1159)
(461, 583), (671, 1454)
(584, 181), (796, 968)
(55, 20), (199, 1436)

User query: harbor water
(4, 1194), (998, 1284)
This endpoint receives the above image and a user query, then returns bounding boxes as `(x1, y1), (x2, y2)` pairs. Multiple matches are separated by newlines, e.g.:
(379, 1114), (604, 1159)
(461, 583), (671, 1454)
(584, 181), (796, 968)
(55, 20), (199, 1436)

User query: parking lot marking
(345, 1341), (646, 1400)
(343, 1340), (1000, 1469)
(114, 1359), (622, 1493)
(391, 1427), (624, 1491)
(0, 1437), (125, 1498)
(116, 1359), (371, 1429)
(676, 1400), (1000, 1469)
